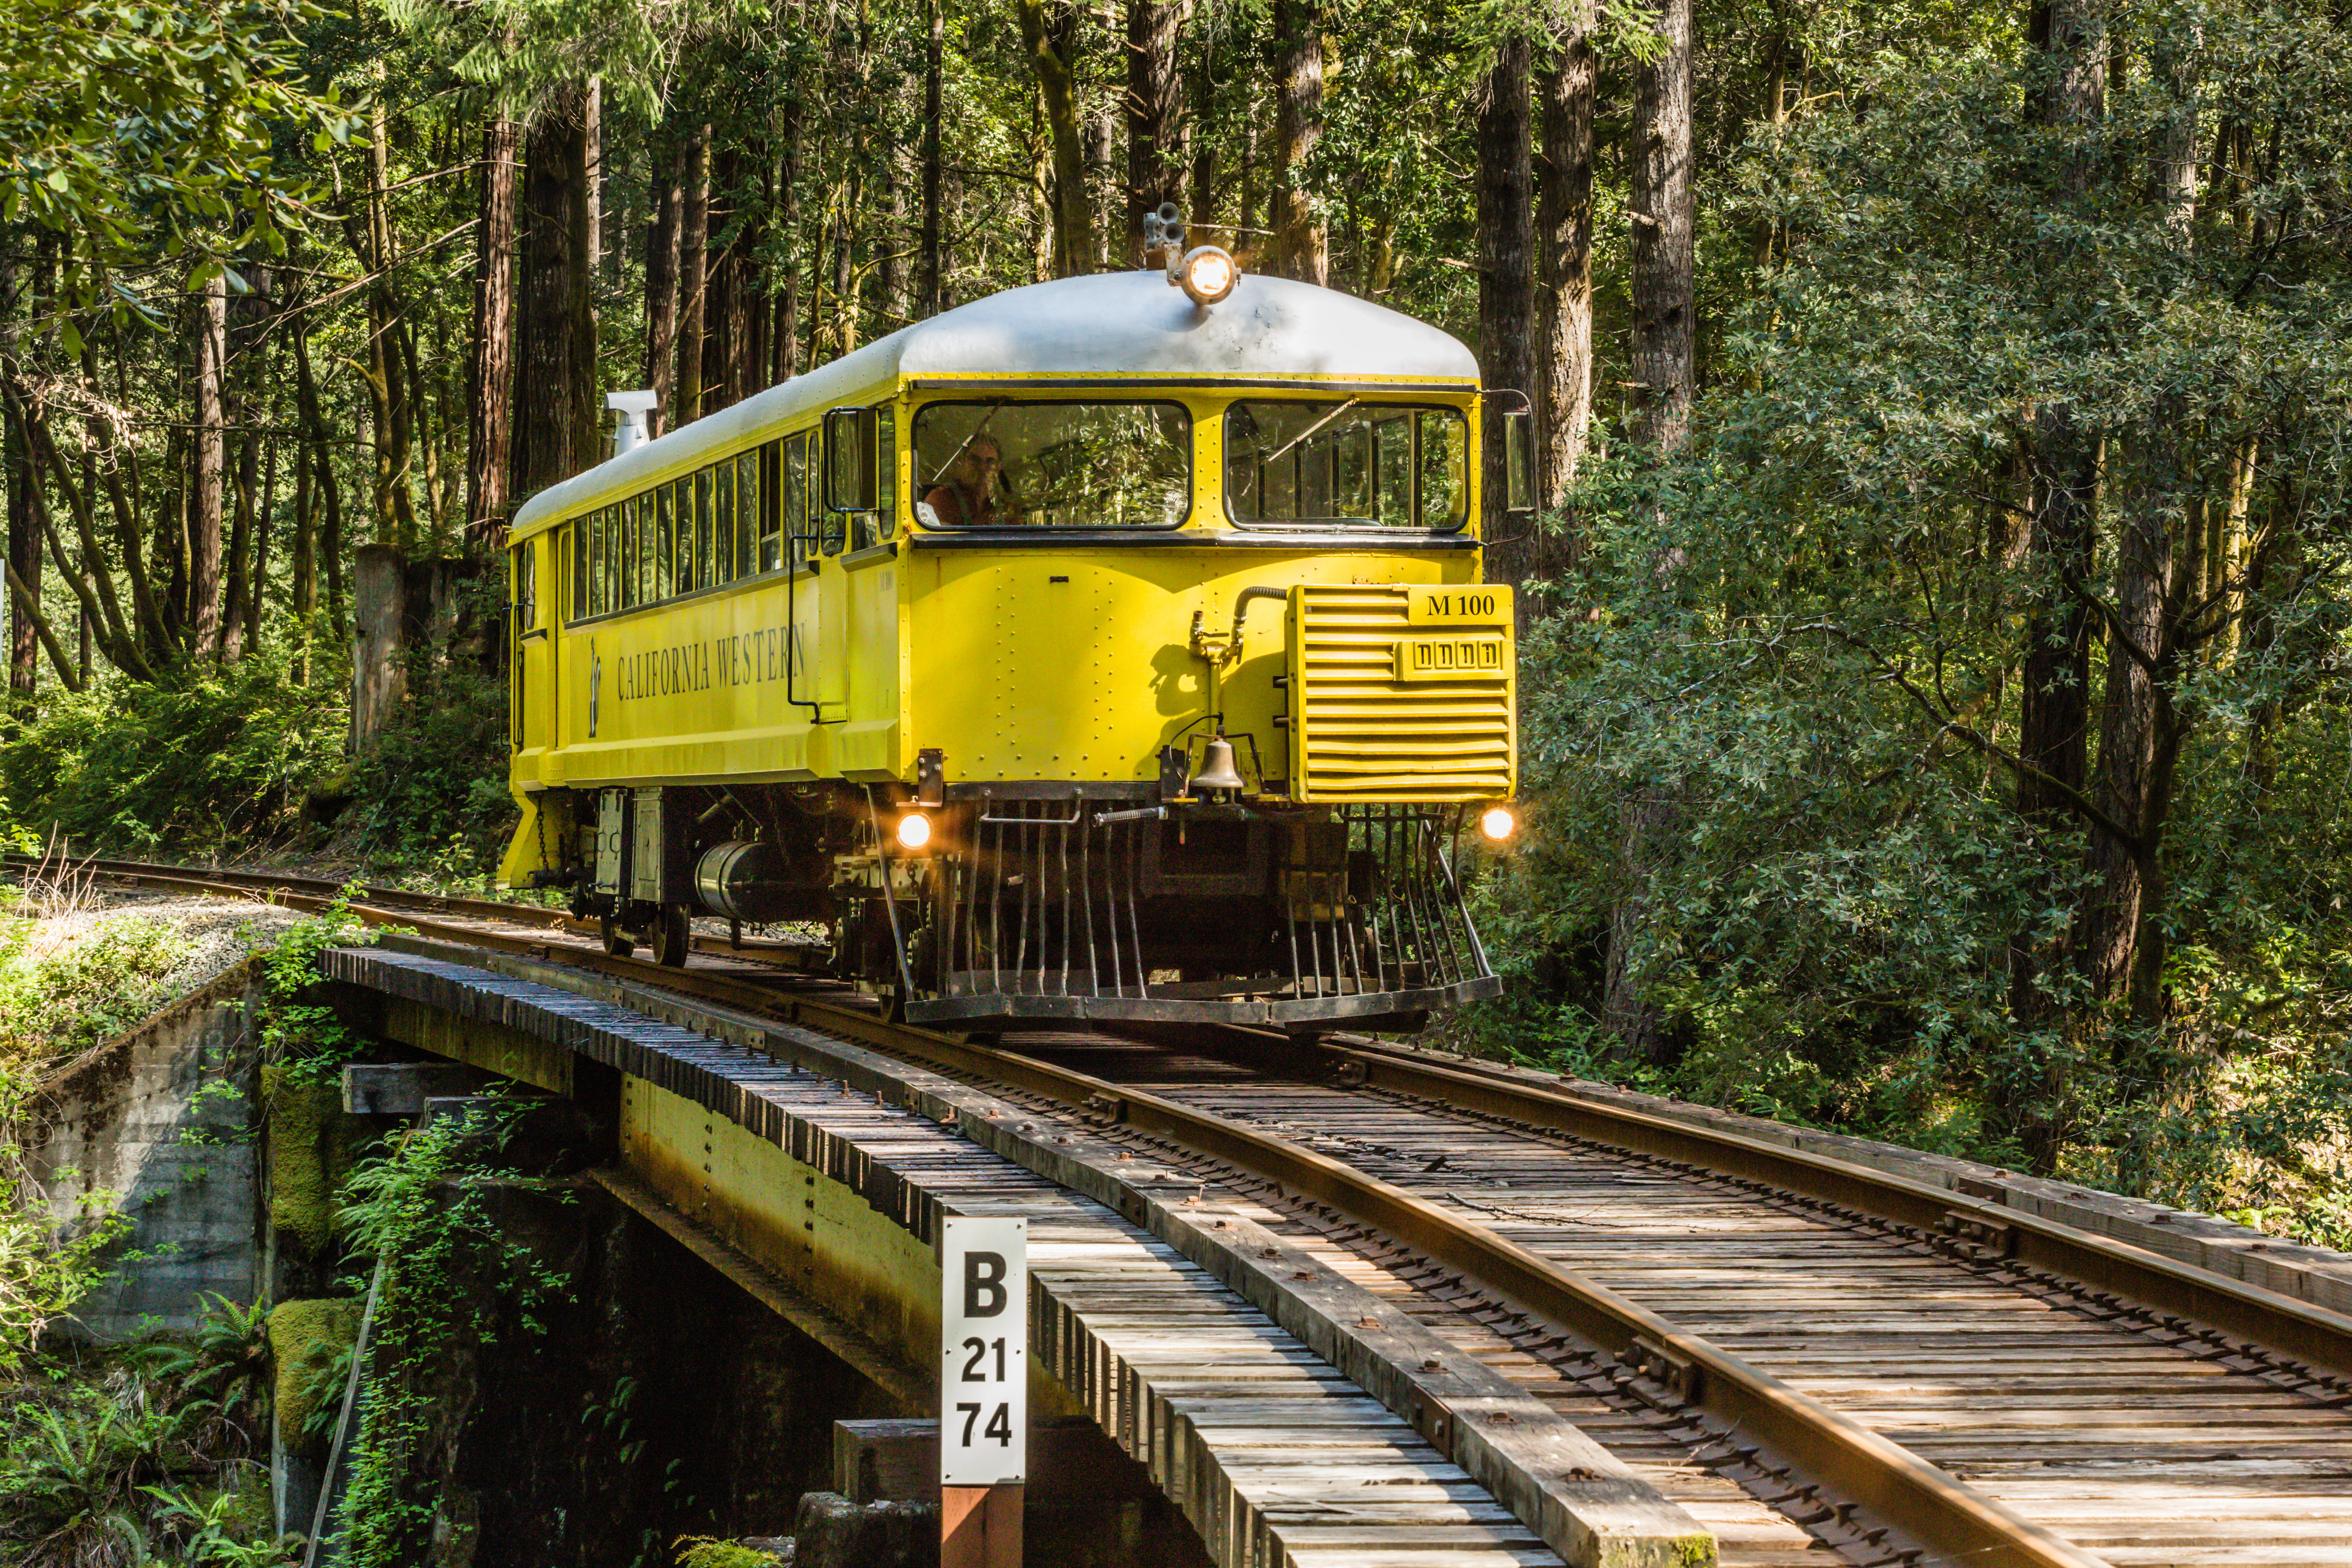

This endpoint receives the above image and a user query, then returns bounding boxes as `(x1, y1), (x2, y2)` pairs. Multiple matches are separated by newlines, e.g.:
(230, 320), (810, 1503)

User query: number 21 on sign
(941, 1216), (1026, 1486)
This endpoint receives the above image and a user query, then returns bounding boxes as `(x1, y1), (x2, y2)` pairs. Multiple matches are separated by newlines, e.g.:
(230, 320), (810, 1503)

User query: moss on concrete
(264, 1064), (370, 1255)
(673, 1541), (788, 1568)
(268, 1296), (361, 1448)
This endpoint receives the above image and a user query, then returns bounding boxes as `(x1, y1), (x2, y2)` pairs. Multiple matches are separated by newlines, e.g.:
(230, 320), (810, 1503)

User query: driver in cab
(922, 435), (1025, 527)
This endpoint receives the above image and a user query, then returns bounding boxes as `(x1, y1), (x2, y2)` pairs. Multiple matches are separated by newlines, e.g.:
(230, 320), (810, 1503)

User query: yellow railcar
(498, 254), (1521, 1032)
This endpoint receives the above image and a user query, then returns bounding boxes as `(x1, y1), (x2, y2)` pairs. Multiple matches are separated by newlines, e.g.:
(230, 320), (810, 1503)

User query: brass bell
(1193, 734), (1247, 793)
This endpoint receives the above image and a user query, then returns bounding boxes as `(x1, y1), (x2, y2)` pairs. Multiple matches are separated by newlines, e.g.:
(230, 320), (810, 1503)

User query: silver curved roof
(512, 271), (1479, 534)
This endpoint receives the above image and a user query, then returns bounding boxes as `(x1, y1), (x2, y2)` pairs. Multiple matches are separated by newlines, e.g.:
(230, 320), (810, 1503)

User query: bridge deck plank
(328, 947), (1566, 1568)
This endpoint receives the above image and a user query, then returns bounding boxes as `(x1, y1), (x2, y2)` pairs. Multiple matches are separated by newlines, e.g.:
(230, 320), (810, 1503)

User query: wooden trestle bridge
(34, 857), (2352, 1568)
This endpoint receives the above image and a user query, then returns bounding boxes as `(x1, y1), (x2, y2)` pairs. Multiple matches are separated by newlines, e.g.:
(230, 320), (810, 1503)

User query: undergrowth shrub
(336, 1099), (567, 1566)
(0, 649), (343, 852)
(0, 914), (196, 1068)
(342, 655), (512, 885)
(339, 573), (516, 884)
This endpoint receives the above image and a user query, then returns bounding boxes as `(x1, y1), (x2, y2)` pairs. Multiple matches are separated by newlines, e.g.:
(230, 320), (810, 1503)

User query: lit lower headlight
(895, 812), (933, 851)
(1480, 806), (1516, 842)
(1178, 246), (1238, 306)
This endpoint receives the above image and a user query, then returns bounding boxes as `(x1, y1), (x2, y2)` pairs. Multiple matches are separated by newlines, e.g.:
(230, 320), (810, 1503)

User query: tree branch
(1877, 665), (2142, 849)
(3, 561), (84, 694)
(2056, 558), (2162, 676)
(1818, 619), (2144, 849)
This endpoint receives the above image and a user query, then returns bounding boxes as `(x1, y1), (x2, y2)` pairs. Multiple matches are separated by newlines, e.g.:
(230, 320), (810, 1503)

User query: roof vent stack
(607, 390), (660, 457)
(1143, 202), (1186, 271)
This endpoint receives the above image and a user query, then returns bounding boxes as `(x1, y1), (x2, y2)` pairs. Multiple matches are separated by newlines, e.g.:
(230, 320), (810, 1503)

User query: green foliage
(0, 1360), (294, 1568)
(254, 890), (379, 1090)
(0, 651), (345, 854)
(1477, 2), (2352, 1235)
(0, 910), (194, 1067)
(673, 1537), (786, 1568)
(0, 0), (351, 294)
(0, 1394), (168, 1566)
(343, 625), (517, 884)
(334, 1099), (569, 1566)
(136, 1295), (275, 1442)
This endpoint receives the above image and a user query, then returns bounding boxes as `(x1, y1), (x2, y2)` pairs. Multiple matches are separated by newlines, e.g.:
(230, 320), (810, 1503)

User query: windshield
(1223, 400), (1468, 530)
(911, 401), (1191, 529)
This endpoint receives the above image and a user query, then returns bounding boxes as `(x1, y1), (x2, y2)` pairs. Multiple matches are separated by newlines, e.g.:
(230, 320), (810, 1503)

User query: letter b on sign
(964, 1251), (1007, 1317)
(941, 1216), (1026, 1486)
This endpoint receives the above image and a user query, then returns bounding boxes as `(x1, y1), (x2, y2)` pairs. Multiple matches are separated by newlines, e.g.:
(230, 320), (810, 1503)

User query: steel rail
(1220, 1032), (2352, 1387)
(49, 858), (2352, 1566)
(2, 855), (822, 967)
(22, 858), (2113, 1568)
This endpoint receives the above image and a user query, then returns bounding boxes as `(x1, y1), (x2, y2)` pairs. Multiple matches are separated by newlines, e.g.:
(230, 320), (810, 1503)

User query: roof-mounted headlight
(1176, 245), (1238, 306)
(1143, 201), (1240, 306)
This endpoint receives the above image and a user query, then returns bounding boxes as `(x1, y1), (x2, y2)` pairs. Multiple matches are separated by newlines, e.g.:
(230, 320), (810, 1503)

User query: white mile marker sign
(940, 1215), (1027, 1486)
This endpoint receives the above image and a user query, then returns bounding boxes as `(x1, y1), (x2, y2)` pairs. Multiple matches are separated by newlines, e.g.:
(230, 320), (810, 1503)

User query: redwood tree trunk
(1601, 0), (1698, 1065)
(1536, 8), (1597, 528)
(777, 115), (804, 378)
(1626, 0), (1695, 450)
(1271, 0), (1326, 283)
(676, 126), (710, 424)
(1125, 0), (1189, 263)
(1475, 34), (1534, 565)
(919, 0), (945, 315)
(1018, 0), (1089, 277)
(191, 269), (228, 657)
(291, 422), (316, 682)
(571, 81), (603, 468)
(2001, 0), (2108, 1171)
(468, 113), (520, 529)
(3, 251), (37, 698)
(644, 133), (684, 434)
(514, 94), (588, 497)
(704, 148), (738, 410)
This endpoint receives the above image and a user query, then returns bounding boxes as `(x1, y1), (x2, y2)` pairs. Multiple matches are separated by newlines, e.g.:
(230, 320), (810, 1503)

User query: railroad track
(21, 854), (2352, 1568)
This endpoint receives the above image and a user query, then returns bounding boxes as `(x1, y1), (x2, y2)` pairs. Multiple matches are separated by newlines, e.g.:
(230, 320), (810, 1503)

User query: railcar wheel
(600, 914), (635, 959)
(653, 905), (692, 968)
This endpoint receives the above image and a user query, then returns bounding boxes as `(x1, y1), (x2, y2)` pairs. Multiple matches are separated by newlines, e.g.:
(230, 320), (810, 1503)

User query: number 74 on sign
(941, 1216), (1027, 1486)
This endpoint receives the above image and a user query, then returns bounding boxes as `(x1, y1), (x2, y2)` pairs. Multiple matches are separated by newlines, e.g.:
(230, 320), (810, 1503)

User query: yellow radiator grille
(1288, 584), (1516, 802)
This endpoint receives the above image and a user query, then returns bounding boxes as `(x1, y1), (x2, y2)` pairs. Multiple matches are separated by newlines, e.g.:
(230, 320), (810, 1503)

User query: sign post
(940, 1216), (1025, 1568)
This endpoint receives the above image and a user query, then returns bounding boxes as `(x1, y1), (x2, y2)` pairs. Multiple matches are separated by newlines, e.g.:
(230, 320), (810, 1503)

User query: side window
(618, 498), (639, 609)
(611, 510), (630, 621)
(671, 479), (695, 594)
(694, 469), (715, 587)
(587, 509), (607, 617)
(874, 408), (897, 542)
(786, 435), (810, 565)
(514, 539), (537, 629)
(641, 497), (655, 602)
(757, 444), (781, 571)
(805, 434), (822, 555)
(1417, 411), (1466, 527)
(571, 523), (587, 621)
(713, 461), (737, 585)
(635, 496), (654, 606)
(653, 486), (674, 600)
(737, 452), (761, 575)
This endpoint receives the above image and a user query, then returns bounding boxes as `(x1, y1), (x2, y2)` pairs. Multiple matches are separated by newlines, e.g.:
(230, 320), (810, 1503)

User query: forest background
(0, 0), (2348, 1241)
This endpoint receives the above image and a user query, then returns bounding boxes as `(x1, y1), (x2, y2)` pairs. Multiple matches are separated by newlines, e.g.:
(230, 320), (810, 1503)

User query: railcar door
(820, 404), (894, 760)
(785, 431), (846, 722)
(510, 537), (553, 775)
